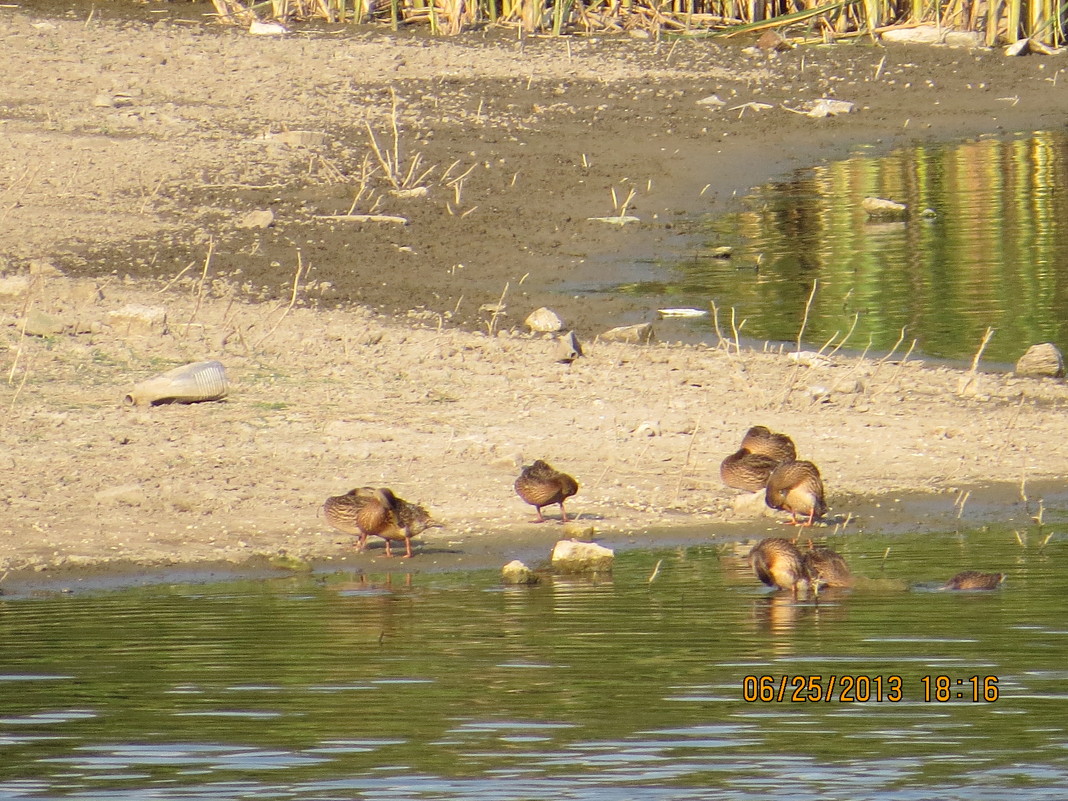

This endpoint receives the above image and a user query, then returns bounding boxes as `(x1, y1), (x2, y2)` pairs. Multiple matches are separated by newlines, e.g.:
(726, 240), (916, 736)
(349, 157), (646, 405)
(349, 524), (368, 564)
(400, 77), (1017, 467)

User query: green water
(620, 130), (1068, 365)
(0, 525), (1066, 799)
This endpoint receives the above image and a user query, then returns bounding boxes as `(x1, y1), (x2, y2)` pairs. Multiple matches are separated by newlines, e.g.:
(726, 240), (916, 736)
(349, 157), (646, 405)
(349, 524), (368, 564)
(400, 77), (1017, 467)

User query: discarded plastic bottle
(125, 360), (229, 406)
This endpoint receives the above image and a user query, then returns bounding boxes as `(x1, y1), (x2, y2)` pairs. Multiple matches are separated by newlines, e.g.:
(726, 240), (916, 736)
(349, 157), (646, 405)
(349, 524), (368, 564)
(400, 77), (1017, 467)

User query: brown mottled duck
(802, 542), (852, 593)
(740, 425), (797, 463)
(943, 571), (1005, 590)
(514, 459), (579, 523)
(323, 487), (438, 558)
(720, 449), (783, 492)
(748, 537), (809, 596)
(378, 495), (440, 559)
(765, 460), (827, 526)
(322, 487), (396, 552)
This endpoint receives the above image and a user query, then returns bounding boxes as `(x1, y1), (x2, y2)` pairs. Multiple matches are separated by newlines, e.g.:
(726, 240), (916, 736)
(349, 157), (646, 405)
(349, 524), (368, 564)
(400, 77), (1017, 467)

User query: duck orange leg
(402, 537), (414, 559)
(559, 502), (570, 523)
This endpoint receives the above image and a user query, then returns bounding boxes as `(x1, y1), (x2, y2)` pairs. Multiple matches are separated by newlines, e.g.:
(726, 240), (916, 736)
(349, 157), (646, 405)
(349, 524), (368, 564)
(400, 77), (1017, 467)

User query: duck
(748, 537), (809, 596)
(765, 459), (827, 526)
(323, 487), (438, 558)
(943, 571), (1005, 590)
(514, 459), (579, 523)
(740, 425), (797, 462)
(378, 495), (440, 559)
(322, 487), (395, 552)
(720, 449), (783, 492)
(802, 542), (851, 593)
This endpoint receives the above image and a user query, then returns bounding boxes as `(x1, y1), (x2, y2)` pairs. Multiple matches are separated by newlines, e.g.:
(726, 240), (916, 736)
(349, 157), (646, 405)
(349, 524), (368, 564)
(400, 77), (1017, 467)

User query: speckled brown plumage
(323, 487), (436, 558)
(944, 570), (1005, 590)
(720, 449), (783, 492)
(765, 460), (827, 526)
(322, 487), (396, 552)
(803, 543), (851, 592)
(740, 426), (797, 463)
(748, 537), (809, 596)
(377, 496), (439, 559)
(514, 460), (579, 523)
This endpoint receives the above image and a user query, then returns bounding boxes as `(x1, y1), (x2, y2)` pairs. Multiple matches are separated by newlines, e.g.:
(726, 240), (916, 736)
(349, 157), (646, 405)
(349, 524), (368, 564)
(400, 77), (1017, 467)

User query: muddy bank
(1, 11), (1067, 588)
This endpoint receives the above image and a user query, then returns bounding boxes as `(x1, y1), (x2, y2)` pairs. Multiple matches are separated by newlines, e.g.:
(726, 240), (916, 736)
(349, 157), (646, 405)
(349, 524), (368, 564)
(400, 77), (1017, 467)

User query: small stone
(237, 209), (275, 229)
(525, 306), (564, 333)
(696, 94), (726, 107)
(634, 420), (661, 437)
(599, 322), (654, 344)
(501, 560), (539, 585)
(0, 275), (31, 297)
(861, 197), (908, 218)
(553, 331), (583, 363)
(22, 309), (66, 337)
(551, 539), (614, 573)
(1014, 343), (1064, 379)
(28, 258), (64, 276)
(108, 304), (167, 336)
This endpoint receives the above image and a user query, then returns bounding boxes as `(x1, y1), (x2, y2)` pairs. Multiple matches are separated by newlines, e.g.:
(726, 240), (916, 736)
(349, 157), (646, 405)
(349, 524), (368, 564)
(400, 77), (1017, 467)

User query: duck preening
(515, 459), (579, 523)
(323, 487), (439, 558)
(765, 460), (828, 526)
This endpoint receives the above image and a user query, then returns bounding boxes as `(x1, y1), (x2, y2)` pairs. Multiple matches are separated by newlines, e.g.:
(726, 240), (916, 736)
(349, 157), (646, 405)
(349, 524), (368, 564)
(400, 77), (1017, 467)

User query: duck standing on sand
(943, 571), (1005, 590)
(765, 460), (827, 526)
(748, 537), (809, 597)
(380, 495), (440, 559)
(514, 459), (579, 523)
(720, 426), (797, 492)
(322, 487), (438, 558)
(322, 487), (395, 552)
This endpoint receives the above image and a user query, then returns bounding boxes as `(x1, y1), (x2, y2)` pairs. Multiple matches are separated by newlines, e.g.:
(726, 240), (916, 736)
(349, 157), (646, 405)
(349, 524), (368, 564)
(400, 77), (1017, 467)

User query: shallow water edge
(3, 479), (1063, 598)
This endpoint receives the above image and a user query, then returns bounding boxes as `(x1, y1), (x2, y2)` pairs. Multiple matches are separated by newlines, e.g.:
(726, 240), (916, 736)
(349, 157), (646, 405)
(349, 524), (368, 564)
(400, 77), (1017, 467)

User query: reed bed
(213, 0), (1065, 47)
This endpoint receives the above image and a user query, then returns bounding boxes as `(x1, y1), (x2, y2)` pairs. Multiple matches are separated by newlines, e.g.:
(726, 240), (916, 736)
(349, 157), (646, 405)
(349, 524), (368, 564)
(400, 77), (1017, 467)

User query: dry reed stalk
(775, 279), (818, 410)
(251, 252), (306, 350)
(487, 281), (509, 336)
(954, 489), (970, 518)
(156, 261), (196, 295)
(671, 419), (701, 505)
(969, 326), (996, 372)
(647, 559), (663, 583)
(182, 239), (215, 337)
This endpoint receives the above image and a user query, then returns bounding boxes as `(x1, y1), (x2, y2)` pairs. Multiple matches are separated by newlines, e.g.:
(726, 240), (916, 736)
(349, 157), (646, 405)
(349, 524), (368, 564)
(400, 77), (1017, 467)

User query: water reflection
(619, 130), (1068, 364)
(0, 527), (1065, 799)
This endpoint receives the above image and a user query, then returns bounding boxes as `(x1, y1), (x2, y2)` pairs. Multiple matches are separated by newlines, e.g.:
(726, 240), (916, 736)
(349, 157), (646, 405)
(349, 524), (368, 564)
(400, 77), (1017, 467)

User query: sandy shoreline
(1, 12), (1066, 591)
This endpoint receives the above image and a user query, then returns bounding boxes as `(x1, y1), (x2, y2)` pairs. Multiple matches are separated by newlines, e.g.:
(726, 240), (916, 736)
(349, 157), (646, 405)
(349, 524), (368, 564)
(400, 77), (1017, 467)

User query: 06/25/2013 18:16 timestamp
(742, 675), (1000, 703)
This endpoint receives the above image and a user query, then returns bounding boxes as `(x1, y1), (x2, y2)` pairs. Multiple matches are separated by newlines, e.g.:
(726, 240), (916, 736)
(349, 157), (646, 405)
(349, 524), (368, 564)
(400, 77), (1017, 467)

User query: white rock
(861, 196), (908, 218)
(0, 275), (31, 297)
(599, 322), (654, 344)
(525, 306), (564, 332)
(501, 560), (539, 584)
(108, 304), (168, 336)
(551, 539), (614, 573)
(237, 209), (275, 229)
(1014, 343), (1064, 378)
(881, 25), (941, 44)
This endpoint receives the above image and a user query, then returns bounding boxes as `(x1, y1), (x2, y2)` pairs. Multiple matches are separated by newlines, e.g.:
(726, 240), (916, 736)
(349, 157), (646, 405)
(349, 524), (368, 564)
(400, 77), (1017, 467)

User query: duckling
(765, 460), (827, 526)
(740, 425), (797, 462)
(514, 459), (579, 523)
(748, 537), (809, 596)
(322, 487), (396, 552)
(720, 449), (783, 492)
(943, 571), (1005, 590)
(802, 542), (852, 594)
